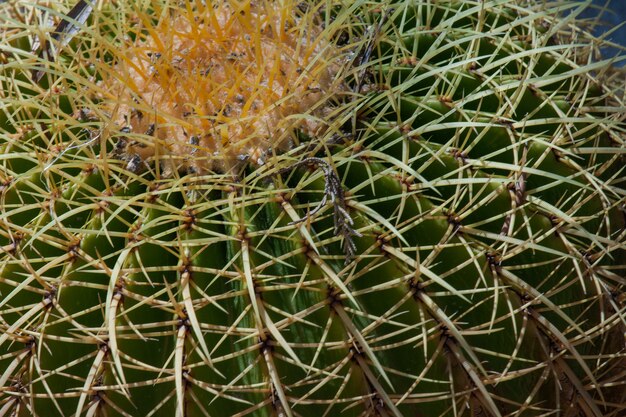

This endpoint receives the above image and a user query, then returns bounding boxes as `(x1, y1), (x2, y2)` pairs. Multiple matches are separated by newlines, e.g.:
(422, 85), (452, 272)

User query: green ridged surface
(1, 1), (625, 416)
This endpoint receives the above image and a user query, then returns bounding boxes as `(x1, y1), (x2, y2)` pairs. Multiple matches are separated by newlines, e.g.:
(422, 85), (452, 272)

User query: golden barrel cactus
(0, 0), (625, 416)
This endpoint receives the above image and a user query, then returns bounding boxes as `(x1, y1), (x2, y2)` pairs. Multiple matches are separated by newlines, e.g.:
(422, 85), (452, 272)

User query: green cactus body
(0, 1), (624, 416)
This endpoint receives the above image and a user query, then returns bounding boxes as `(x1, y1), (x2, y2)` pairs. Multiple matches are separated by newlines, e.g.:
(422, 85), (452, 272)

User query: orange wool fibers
(104, 0), (345, 173)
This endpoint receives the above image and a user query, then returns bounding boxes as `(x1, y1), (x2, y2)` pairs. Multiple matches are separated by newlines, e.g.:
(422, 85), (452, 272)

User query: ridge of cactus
(1, 1), (625, 416)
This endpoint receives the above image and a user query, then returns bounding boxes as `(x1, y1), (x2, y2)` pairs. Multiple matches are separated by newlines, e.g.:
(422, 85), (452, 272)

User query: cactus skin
(0, 1), (625, 416)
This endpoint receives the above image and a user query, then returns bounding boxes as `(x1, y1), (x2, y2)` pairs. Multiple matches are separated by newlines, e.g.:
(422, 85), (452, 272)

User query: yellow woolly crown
(96, 0), (345, 173)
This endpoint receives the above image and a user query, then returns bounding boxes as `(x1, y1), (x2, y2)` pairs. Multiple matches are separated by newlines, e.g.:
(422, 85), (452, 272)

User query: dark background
(585, 0), (626, 64)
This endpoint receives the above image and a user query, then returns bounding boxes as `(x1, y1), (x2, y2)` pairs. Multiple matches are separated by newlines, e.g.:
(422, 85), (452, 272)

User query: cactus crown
(96, 0), (346, 173)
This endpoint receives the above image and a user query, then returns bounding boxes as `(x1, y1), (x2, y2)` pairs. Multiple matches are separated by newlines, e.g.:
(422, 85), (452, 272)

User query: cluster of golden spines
(101, 0), (345, 173)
